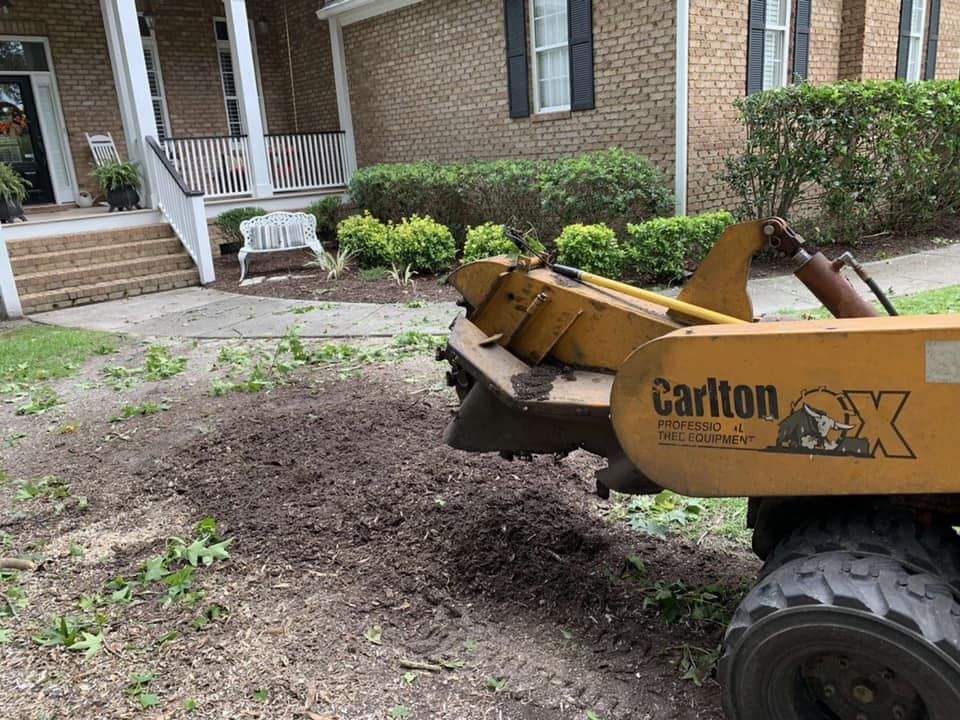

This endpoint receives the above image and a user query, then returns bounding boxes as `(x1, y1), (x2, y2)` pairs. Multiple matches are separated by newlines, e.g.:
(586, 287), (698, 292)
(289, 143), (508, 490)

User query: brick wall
(936, 0), (960, 79)
(859, 0), (901, 79)
(687, 0), (850, 213)
(342, 0), (677, 188)
(0, 3), (126, 196)
(282, 0), (341, 132)
(839, 0), (868, 78)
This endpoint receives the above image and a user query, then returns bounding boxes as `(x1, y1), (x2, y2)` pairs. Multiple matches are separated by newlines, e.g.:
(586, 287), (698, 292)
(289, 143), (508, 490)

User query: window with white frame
(763, 0), (791, 90)
(529, 0), (570, 113)
(138, 15), (170, 140)
(906, 0), (927, 81)
(214, 18), (267, 136)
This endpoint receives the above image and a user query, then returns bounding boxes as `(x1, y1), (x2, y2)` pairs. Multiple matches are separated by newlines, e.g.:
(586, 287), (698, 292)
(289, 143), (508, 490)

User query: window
(139, 16), (171, 140)
(529, 0), (570, 113)
(0, 40), (49, 72)
(763, 0), (791, 90)
(214, 18), (267, 137)
(906, 0), (927, 81)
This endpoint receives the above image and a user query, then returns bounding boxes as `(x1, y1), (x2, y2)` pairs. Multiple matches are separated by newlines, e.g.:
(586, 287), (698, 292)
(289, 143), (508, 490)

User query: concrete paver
(28, 242), (960, 338)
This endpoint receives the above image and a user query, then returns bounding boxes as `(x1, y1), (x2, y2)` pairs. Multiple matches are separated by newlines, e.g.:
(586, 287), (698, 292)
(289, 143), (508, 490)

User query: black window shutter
(567, 0), (595, 111)
(896, 0), (913, 79)
(792, 0), (811, 82)
(925, 0), (941, 79)
(747, 0), (767, 94)
(504, 0), (530, 118)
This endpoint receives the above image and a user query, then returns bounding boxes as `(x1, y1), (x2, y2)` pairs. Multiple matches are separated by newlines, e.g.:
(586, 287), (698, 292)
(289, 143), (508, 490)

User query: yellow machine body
(442, 219), (960, 502)
(612, 315), (960, 497)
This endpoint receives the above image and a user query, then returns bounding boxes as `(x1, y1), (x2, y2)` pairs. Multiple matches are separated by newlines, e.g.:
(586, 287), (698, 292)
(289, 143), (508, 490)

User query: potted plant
(90, 160), (141, 212)
(0, 163), (29, 223)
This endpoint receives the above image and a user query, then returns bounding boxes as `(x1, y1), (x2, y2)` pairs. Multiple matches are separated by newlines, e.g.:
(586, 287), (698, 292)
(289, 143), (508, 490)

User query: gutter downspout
(675, 0), (689, 216)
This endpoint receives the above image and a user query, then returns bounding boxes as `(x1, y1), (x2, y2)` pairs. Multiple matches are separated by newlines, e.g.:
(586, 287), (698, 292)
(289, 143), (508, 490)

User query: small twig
(399, 658), (443, 673)
(0, 558), (35, 571)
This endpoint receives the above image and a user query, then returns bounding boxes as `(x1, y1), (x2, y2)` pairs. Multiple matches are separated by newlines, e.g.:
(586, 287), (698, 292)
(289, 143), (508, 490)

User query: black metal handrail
(145, 136), (203, 197)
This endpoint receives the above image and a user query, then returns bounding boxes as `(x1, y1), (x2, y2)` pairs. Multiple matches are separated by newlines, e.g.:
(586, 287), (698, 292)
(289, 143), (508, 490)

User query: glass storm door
(0, 76), (54, 204)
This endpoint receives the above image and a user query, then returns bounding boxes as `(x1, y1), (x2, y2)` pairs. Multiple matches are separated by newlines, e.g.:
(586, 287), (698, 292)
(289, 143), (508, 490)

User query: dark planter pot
(0, 198), (25, 224)
(107, 184), (141, 212)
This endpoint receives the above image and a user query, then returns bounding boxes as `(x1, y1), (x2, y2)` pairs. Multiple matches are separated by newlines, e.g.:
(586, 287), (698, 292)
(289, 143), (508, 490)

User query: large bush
(555, 224), (623, 278)
(348, 162), (464, 236)
(348, 150), (672, 241)
(723, 80), (960, 242)
(462, 223), (545, 262)
(388, 215), (457, 273)
(214, 207), (267, 246)
(625, 211), (735, 282)
(337, 212), (391, 268)
(541, 149), (674, 234)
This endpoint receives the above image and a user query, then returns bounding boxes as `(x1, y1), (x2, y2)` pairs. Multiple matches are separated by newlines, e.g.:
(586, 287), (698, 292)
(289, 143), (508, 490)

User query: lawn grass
(790, 284), (960, 319)
(0, 325), (118, 386)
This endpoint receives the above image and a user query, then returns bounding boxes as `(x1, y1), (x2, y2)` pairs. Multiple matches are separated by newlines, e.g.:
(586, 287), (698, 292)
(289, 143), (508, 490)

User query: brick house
(0, 0), (957, 317)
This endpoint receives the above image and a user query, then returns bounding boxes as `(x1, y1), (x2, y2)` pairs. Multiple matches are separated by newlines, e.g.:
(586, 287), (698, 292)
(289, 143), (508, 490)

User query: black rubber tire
(759, 509), (960, 595)
(720, 552), (960, 720)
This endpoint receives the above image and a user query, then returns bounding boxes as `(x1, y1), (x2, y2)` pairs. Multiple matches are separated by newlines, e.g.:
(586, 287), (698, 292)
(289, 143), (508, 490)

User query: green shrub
(458, 160), (546, 236)
(349, 163), (463, 235)
(349, 151), (672, 242)
(337, 212), (391, 268)
(541, 149), (674, 234)
(462, 223), (516, 262)
(214, 207), (267, 246)
(305, 196), (341, 240)
(723, 80), (960, 242)
(387, 215), (456, 273)
(555, 224), (623, 278)
(625, 211), (735, 282)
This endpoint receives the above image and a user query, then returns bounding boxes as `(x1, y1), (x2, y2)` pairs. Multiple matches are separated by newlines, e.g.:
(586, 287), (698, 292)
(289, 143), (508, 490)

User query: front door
(0, 76), (54, 205)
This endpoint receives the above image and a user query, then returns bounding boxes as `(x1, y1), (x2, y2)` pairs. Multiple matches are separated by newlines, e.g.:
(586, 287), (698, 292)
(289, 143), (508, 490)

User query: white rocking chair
(85, 132), (122, 167)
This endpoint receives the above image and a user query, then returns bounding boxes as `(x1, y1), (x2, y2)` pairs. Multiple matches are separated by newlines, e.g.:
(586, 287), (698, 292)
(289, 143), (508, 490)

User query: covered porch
(0, 0), (355, 212)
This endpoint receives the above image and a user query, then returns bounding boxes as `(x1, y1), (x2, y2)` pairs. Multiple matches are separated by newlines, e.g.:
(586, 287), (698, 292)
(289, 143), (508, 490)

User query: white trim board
(317, 0), (424, 26)
(3, 209), (164, 242)
(203, 190), (346, 220)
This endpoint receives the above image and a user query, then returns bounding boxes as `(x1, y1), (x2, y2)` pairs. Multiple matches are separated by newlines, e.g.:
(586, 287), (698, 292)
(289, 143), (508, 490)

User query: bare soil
(0, 341), (756, 720)
(209, 251), (460, 304)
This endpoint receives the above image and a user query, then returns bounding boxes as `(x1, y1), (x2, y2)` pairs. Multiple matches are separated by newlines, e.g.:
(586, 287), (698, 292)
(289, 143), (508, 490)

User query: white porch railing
(266, 132), (348, 192)
(146, 136), (216, 284)
(161, 132), (348, 199)
(0, 225), (22, 319)
(162, 136), (252, 200)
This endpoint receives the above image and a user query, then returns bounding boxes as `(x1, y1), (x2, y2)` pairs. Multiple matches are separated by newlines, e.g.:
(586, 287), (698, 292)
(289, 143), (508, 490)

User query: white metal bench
(238, 211), (321, 283)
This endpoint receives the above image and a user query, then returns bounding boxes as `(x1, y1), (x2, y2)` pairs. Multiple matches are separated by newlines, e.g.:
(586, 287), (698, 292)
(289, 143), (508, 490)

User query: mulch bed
(209, 250), (460, 304)
(0, 355), (755, 719)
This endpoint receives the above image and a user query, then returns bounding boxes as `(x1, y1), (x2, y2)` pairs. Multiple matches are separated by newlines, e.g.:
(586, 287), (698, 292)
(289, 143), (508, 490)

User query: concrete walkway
(30, 242), (960, 338)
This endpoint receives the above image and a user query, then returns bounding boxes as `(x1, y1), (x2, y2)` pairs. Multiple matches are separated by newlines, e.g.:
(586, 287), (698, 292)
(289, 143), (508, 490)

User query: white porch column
(328, 17), (359, 178)
(100, 0), (159, 205)
(224, 0), (273, 198)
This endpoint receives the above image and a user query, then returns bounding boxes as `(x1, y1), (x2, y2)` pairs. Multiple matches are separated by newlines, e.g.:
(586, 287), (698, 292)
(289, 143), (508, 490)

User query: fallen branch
(399, 658), (443, 673)
(0, 558), (35, 571)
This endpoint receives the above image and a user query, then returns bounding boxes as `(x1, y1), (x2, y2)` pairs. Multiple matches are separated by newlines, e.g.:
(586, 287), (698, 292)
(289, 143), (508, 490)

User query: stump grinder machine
(437, 218), (960, 719)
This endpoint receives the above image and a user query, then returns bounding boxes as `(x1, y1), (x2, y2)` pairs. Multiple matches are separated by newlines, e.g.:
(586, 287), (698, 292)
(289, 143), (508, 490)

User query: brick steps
(11, 237), (185, 274)
(7, 223), (174, 257)
(12, 223), (202, 315)
(19, 269), (201, 315)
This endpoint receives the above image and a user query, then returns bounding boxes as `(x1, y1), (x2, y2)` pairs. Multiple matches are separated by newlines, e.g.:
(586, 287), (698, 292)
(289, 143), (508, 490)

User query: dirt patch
(0, 348), (755, 719)
(209, 251), (460, 304)
(511, 365), (577, 401)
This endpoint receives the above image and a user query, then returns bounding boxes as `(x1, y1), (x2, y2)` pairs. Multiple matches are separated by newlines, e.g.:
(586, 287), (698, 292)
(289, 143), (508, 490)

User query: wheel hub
(802, 652), (925, 720)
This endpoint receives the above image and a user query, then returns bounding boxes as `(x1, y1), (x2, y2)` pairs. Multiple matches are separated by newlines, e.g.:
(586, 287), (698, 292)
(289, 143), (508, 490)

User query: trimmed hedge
(305, 197), (341, 240)
(348, 149), (672, 241)
(388, 215), (456, 272)
(625, 211), (735, 282)
(337, 212), (391, 268)
(555, 224), (623, 278)
(724, 80), (960, 242)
